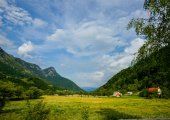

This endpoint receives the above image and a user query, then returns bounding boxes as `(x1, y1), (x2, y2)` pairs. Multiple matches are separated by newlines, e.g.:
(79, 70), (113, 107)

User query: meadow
(0, 95), (170, 120)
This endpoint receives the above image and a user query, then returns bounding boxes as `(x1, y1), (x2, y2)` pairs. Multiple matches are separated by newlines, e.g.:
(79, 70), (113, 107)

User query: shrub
(81, 106), (89, 120)
(0, 99), (5, 112)
(162, 87), (170, 98)
(139, 89), (149, 97)
(0, 81), (16, 111)
(149, 90), (158, 98)
(24, 100), (50, 120)
(25, 87), (43, 99)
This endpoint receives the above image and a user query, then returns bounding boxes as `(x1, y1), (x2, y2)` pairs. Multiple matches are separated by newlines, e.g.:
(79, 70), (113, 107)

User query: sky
(0, 0), (147, 88)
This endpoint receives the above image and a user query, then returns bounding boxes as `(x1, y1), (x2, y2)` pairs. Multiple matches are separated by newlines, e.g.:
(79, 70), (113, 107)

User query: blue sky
(0, 0), (147, 88)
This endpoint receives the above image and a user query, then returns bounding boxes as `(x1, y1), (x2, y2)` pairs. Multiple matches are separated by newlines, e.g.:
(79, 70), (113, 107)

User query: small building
(148, 88), (157, 93)
(113, 91), (122, 97)
(148, 87), (162, 97)
(127, 91), (133, 95)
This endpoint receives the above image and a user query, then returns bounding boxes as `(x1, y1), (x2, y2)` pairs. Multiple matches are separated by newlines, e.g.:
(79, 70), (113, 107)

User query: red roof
(148, 88), (157, 93)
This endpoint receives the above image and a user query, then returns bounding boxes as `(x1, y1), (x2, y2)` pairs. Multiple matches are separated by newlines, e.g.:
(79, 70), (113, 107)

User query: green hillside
(0, 47), (82, 92)
(43, 67), (82, 91)
(96, 0), (170, 98)
(96, 45), (170, 97)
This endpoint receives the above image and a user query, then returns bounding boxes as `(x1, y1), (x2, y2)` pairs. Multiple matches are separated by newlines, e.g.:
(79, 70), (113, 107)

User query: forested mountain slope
(0, 47), (82, 91)
(96, 45), (170, 97)
(43, 67), (82, 91)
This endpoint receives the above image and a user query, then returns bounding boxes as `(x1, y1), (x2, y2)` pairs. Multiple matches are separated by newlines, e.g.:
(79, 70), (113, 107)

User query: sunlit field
(1, 95), (170, 120)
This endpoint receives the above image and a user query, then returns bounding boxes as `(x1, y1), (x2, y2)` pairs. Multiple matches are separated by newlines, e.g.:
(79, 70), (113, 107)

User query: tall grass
(1, 95), (170, 120)
(24, 100), (50, 120)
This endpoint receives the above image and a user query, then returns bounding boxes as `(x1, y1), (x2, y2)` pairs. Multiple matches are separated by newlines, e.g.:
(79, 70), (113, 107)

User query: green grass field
(0, 95), (170, 120)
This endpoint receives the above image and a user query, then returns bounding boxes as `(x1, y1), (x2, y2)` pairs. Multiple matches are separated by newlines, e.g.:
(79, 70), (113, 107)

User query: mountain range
(0, 47), (82, 92)
(82, 87), (97, 92)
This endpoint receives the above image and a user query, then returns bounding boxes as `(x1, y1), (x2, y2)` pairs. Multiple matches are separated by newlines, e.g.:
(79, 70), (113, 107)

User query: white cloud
(46, 20), (127, 57)
(105, 38), (145, 72)
(0, 35), (14, 47)
(131, 10), (148, 19)
(0, 16), (2, 26)
(0, 0), (8, 9)
(43, 8), (145, 87)
(17, 41), (34, 58)
(0, 0), (33, 26)
(125, 38), (145, 54)
(72, 71), (105, 87)
(85, 38), (145, 84)
(0, 0), (48, 28)
(33, 18), (47, 28)
(50, 38), (145, 88)
(0, 0), (147, 88)
(47, 29), (65, 41)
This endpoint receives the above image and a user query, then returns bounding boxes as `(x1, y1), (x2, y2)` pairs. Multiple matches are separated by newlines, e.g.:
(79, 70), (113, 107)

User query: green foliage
(128, 0), (170, 63)
(128, 84), (138, 92)
(139, 89), (149, 97)
(149, 90), (158, 98)
(0, 81), (17, 111)
(14, 86), (24, 99)
(24, 100), (50, 120)
(96, 46), (170, 98)
(99, 109), (140, 120)
(162, 87), (170, 98)
(0, 48), (82, 92)
(27, 78), (50, 90)
(0, 99), (5, 111)
(98, 2), (170, 96)
(0, 81), (16, 99)
(81, 106), (89, 120)
(43, 67), (83, 92)
(25, 87), (43, 99)
(140, 89), (158, 98)
(1, 96), (170, 119)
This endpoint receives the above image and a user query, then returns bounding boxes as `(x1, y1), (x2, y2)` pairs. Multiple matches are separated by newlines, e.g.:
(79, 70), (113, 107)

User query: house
(148, 87), (162, 97)
(148, 87), (157, 93)
(127, 91), (133, 95)
(113, 91), (122, 97)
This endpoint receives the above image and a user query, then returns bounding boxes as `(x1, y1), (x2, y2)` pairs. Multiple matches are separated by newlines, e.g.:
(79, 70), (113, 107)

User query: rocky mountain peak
(43, 67), (58, 77)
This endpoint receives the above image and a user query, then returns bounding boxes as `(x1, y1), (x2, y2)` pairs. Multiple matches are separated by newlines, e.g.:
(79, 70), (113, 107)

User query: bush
(25, 87), (43, 99)
(24, 100), (50, 120)
(149, 90), (158, 98)
(0, 99), (5, 111)
(162, 87), (170, 98)
(81, 106), (89, 120)
(139, 89), (149, 97)
(0, 81), (17, 111)
(0, 81), (16, 99)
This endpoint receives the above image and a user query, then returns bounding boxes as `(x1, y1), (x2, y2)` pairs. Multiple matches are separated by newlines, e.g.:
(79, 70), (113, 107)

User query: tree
(0, 81), (16, 111)
(25, 100), (50, 120)
(26, 87), (43, 99)
(128, 0), (170, 62)
(15, 86), (24, 99)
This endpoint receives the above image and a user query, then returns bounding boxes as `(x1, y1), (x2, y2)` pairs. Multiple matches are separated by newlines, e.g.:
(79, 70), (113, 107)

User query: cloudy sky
(0, 0), (147, 88)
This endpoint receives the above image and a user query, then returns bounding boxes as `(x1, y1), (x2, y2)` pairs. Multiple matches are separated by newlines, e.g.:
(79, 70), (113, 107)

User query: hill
(95, 45), (170, 97)
(43, 67), (82, 91)
(0, 47), (82, 92)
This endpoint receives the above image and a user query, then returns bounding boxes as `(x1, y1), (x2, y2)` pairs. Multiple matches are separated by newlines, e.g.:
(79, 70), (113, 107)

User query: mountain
(43, 67), (82, 91)
(0, 47), (44, 78)
(0, 47), (82, 91)
(82, 87), (97, 92)
(95, 45), (170, 97)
